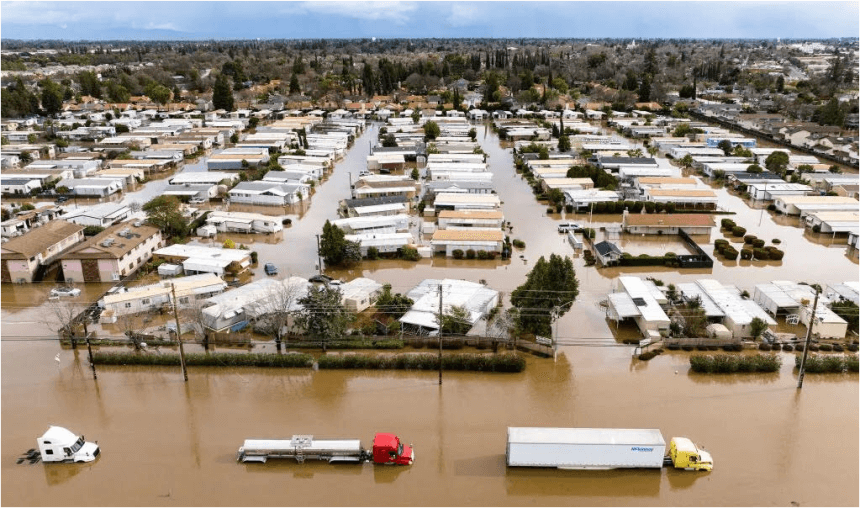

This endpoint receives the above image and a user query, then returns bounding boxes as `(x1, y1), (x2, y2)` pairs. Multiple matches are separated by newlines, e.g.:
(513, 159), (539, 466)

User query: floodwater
(1, 340), (857, 506)
(3, 121), (859, 506)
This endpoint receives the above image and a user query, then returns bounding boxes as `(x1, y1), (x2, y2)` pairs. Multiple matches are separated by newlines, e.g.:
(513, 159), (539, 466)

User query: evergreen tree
(39, 78), (64, 115)
(212, 74), (235, 111)
(289, 73), (300, 94)
(510, 254), (579, 337)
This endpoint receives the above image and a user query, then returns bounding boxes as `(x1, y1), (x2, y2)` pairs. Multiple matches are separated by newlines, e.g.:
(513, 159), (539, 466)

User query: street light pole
(438, 284), (443, 385)
(315, 234), (323, 276)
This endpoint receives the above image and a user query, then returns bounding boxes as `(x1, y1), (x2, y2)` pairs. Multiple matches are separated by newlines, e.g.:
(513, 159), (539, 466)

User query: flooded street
(2, 121), (858, 506)
(2, 340), (857, 506)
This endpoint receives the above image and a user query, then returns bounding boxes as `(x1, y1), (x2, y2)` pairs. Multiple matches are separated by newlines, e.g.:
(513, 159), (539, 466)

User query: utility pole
(83, 319), (96, 380)
(171, 284), (189, 382)
(438, 284), (443, 385)
(315, 234), (323, 276)
(797, 290), (819, 389)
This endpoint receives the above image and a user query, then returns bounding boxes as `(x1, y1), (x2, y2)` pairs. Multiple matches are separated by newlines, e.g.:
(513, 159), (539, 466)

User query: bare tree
(47, 298), (87, 349)
(116, 313), (147, 350)
(180, 297), (214, 349)
(250, 277), (306, 346)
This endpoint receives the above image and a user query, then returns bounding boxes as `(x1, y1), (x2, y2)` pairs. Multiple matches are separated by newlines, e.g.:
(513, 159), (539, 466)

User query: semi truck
(37, 426), (100, 463)
(506, 427), (712, 471)
(237, 433), (414, 465)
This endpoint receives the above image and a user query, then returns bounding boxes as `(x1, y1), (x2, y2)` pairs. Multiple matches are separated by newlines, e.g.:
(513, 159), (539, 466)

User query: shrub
(772, 238), (781, 244)
(546, 207), (555, 214)
(744, 235), (758, 245)
(721, 218), (736, 229)
(400, 246), (420, 261)
(714, 239), (729, 253)
(732, 226), (747, 237)
(783, 344), (793, 351)
(819, 343), (833, 352)
(565, 204), (574, 213)
(317, 352), (526, 372)
(833, 344), (844, 352)
(367, 246), (379, 260)
(638, 351), (657, 361)
(768, 249), (784, 261)
(759, 343), (772, 351)
(476, 250), (489, 260)
(249, 251), (258, 264)
(690, 354), (781, 373)
(740, 248), (753, 260)
(723, 247), (739, 260)
(452, 249), (464, 259)
(848, 344), (859, 352)
(465, 249), (476, 259)
(795, 354), (859, 373)
(512, 239), (526, 249)
(767, 204), (776, 211)
(753, 248), (770, 260)
(752, 239), (766, 248)
(93, 352), (314, 368)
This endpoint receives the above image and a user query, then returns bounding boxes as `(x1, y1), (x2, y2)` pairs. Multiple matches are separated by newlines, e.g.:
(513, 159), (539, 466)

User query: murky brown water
(3, 121), (859, 506)
(2, 340), (857, 506)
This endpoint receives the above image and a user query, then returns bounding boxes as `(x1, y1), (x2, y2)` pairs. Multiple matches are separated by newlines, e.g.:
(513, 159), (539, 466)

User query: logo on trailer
(631, 447), (654, 452)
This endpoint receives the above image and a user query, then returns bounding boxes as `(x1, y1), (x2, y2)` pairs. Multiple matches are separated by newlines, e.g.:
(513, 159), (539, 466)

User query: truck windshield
(397, 443), (403, 456)
(69, 437), (84, 453)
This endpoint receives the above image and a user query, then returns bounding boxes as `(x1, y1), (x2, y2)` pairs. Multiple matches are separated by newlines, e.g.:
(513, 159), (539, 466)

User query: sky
(1, 1), (858, 41)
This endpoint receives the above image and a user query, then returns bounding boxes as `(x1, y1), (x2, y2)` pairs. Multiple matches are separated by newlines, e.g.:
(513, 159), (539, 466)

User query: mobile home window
(141, 299), (150, 305)
(124, 303), (132, 308)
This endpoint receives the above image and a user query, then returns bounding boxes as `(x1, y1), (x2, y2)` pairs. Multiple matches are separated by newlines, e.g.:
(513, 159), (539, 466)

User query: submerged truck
(37, 426), (100, 463)
(237, 433), (414, 465)
(506, 427), (712, 471)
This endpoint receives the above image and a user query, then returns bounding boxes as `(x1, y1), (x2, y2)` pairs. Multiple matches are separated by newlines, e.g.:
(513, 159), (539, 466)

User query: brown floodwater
(3, 121), (859, 506)
(1, 340), (857, 506)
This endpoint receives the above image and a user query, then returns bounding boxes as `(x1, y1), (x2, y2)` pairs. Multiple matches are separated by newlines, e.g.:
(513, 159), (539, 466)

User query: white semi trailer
(506, 427), (712, 471)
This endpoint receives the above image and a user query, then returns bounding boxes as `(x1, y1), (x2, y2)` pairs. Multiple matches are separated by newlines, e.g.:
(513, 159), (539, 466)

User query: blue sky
(1, 1), (858, 40)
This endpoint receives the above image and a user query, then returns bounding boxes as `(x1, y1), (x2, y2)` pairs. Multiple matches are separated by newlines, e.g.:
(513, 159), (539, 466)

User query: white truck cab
(37, 426), (100, 463)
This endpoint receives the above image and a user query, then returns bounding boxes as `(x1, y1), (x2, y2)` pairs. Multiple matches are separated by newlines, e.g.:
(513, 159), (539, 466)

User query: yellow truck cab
(669, 437), (713, 471)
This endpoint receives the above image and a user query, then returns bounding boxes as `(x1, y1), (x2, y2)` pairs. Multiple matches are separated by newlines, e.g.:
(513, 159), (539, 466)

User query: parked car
(55, 196), (69, 204)
(50, 287), (81, 298)
(557, 222), (582, 233)
(309, 274), (333, 284)
(264, 263), (278, 275)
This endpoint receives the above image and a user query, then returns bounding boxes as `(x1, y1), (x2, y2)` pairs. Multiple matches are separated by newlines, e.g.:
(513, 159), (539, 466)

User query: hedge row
(689, 354), (782, 373)
(794, 354), (859, 373)
(92, 352), (314, 368)
(317, 352), (525, 372)
(283, 339), (404, 350)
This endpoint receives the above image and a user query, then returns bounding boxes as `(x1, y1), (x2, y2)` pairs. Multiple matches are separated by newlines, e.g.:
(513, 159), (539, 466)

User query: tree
(817, 98), (845, 127)
(40, 78), (64, 115)
(295, 285), (353, 349)
(77, 71), (101, 98)
(212, 74), (235, 111)
(381, 134), (398, 147)
(831, 298), (859, 334)
(289, 73), (301, 94)
(253, 279), (306, 346)
(410, 167), (420, 181)
(441, 305), (472, 335)
(142, 195), (188, 238)
(319, 220), (361, 267)
(717, 139), (734, 156)
(557, 134), (571, 152)
(749, 316), (768, 340)
(764, 151), (789, 175)
(679, 154), (694, 170)
(673, 123), (692, 137)
(509, 254), (579, 337)
(423, 120), (440, 141)
(19, 151), (33, 164)
(374, 284), (413, 320)
(746, 164), (763, 174)
(411, 109), (420, 124)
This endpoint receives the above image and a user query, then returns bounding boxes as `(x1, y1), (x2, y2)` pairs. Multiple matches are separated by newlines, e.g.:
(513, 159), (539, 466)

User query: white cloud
(297, 1), (418, 24)
(1, 1), (89, 25)
(444, 3), (486, 27)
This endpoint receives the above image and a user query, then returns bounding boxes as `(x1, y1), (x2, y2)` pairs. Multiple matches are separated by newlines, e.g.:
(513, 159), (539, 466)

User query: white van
(557, 222), (581, 233)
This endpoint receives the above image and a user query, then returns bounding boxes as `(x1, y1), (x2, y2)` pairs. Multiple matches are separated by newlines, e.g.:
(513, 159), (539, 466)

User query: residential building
(339, 277), (384, 313)
(773, 195), (859, 216)
(55, 178), (122, 197)
(436, 210), (505, 230)
(606, 276), (670, 337)
(399, 279), (499, 334)
(201, 277), (309, 332)
(60, 222), (163, 282)
(433, 193), (501, 212)
(154, 244), (252, 277)
(622, 213), (715, 235)
(99, 273), (227, 321)
(430, 229), (504, 256)
(228, 181), (310, 206)
(344, 232), (414, 256)
(203, 211), (284, 234)
(678, 279), (776, 338)
(1, 220), (85, 283)
(593, 240), (623, 266)
(753, 281), (847, 338)
(62, 203), (131, 228)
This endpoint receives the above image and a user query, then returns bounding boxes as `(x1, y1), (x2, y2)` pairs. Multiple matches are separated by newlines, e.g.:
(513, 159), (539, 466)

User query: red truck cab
(371, 433), (414, 465)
